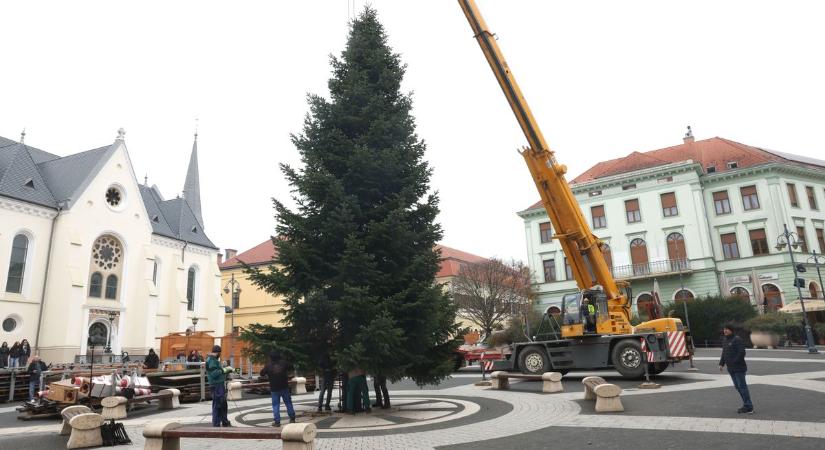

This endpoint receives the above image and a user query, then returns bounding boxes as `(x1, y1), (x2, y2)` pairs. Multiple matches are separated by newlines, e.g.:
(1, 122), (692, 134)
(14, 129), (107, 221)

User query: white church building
(0, 129), (224, 363)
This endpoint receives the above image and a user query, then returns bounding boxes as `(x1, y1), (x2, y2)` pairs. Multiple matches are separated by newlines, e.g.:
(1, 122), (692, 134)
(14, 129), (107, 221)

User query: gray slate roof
(0, 135), (217, 249)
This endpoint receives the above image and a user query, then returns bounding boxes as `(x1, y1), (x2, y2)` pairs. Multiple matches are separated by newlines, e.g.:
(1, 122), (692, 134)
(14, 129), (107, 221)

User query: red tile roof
(436, 244), (488, 278)
(524, 137), (824, 210)
(219, 238), (277, 269)
(220, 240), (487, 278)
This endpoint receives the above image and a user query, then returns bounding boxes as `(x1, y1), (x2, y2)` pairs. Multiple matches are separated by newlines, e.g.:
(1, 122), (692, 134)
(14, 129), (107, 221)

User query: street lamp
(191, 316), (199, 332)
(104, 311), (116, 354)
(808, 250), (825, 301)
(223, 274), (242, 366)
(776, 224), (818, 354)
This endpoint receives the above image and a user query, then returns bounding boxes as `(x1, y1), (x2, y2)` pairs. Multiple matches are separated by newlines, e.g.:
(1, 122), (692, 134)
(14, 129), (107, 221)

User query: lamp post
(223, 274), (242, 367)
(104, 311), (116, 355)
(775, 224), (818, 354)
(192, 316), (199, 332)
(667, 233), (696, 370)
(808, 250), (825, 301)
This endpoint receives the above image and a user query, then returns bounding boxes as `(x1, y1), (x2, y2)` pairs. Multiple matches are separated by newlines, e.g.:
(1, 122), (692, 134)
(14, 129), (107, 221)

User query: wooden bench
(59, 405), (92, 436)
(66, 412), (104, 449)
(581, 376), (623, 412)
(143, 420), (316, 450)
(490, 371), (564, 393)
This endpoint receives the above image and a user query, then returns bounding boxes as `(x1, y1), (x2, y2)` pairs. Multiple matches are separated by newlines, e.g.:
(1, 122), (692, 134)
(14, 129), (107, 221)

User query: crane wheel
(648, 362), (668, 375)
(611, 340), (645, 379)
(518, 347), (549, 375)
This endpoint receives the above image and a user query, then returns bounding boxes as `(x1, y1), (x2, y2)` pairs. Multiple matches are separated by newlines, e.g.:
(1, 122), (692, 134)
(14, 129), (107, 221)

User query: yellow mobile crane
(458, 0), (692, 378)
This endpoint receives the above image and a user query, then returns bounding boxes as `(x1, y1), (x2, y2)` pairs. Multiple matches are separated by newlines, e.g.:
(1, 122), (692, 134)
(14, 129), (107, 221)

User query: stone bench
(490, 371), (564, 393)
(128, 389), (181, 410)
(582, 376), (623, 412)
(143, 420), (316, 450)
(66, 412), (104, 449)
(101, 395), (128, 421)
(227, 379), (307, 400)
(291, 377), (307, 395)
(59, 405), (92, 436)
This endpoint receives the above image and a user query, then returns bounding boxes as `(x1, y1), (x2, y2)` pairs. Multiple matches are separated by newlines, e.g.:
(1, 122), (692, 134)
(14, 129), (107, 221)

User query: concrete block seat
(582, 376), (623, 412)
(101, 395), (128, 421)
(66, 412), (104, 449)
(143, 420), (317, 450)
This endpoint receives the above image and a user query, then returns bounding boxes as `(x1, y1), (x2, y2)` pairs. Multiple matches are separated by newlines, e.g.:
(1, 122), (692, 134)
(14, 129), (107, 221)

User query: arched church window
(5, 234), (29, 293)
(105, 275), (118, 300)
(89, 272), (103, 297)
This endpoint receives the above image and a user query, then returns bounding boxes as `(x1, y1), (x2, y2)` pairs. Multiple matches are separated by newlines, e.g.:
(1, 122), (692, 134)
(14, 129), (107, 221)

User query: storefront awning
(780, 299), (825, 313)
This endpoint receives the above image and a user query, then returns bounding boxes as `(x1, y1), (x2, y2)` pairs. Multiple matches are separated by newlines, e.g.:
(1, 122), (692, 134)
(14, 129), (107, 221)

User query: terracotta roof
(220, 238), (277, 269)
(524, 137), (823, 210)
(436, 244), (488, 278)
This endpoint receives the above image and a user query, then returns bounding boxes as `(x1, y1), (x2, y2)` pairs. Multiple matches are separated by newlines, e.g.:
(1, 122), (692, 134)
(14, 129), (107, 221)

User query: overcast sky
(2, 1), (824, 262)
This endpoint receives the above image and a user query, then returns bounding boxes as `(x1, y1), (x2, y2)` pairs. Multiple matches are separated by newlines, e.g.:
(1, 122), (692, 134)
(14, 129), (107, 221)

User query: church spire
(182, 130), (204, 228)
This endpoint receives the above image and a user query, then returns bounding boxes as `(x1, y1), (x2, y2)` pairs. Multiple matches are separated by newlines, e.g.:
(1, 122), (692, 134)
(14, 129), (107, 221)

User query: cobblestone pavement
(1, 348), (823, 449)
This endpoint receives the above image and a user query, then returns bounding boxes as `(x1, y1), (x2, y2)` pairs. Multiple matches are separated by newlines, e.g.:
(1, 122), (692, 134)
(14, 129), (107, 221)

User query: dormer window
(23, 179), (35, 189)
(727, 161), (738, 169)
(191, 226), (198, 234)
(706, 165), (717, 173)
(152, 215), (160, 223)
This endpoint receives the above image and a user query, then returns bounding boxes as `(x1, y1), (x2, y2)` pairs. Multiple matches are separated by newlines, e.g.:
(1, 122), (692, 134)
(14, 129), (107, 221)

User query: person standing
(372, 374), (390, 409)
(143, 348), (160, 369)
(261, 351), (296, 427)
(0, 342), (9, 368)
(580, 298), (596, 334)
(719, 324), (754, 414)
(20, 339), (31, 367)
(27, 355), (48, 401)
(8, 341), (22, 368)
(317, 354), (334, 412)
(205, 345), (231, 427)
(345, 368), (370, 413)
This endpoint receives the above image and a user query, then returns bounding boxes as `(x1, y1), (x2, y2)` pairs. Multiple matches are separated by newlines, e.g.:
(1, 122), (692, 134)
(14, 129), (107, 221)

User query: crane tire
(648, 362), (668, 375)
(611, 340), (645, 379)
(518, 346), (549, 375)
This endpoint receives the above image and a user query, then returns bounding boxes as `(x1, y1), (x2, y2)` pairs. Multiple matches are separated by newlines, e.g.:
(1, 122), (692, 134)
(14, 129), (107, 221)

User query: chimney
(683, 125), (694, 144)
(217, 253), (224, 264)
(225, 248), (238, 261)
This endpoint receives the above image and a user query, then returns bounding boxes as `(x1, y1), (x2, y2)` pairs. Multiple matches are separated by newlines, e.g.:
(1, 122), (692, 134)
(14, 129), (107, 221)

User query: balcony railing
(611, 258), (691, 280)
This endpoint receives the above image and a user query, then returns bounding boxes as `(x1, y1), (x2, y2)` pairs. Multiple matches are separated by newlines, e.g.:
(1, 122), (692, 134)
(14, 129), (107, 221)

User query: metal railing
(611, 258), (691, 280)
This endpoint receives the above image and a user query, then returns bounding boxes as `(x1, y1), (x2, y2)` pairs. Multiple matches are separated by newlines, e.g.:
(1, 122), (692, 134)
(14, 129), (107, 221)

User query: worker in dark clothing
(261, 351), (295, 427)
(372, 374), (390, 409)
(719, 324), (753, 414)
(27, 355), (48, 401)
(580, 297), (596, 334)
(317, 354), (334, 412)
(206, 345), (231, 427)
(143, 348), (160, 369)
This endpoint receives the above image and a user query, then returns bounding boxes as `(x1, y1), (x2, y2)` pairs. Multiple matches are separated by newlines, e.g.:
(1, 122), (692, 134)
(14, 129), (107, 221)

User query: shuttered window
(543, 259), (556, 282)
(591, 205), (606, 229)
(740, 185), (759, 211)
(787, 183), (799, 207)
(564, 258), (573, 280)
(721, 233), (740, 259)
(817, 228), (825, 254)
(749, 228), (769, 256)
(660, 192), (678, 217)
(625, 199), (641, 223)
(713, 191), (731, 215)
(539, 222), (553, 243)
(797, 226), (809, 253)
(806, 186), (818, 210)
(602, 244), (613, 269)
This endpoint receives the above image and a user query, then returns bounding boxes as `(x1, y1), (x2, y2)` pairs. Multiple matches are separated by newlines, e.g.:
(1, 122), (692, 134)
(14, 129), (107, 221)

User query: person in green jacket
(206, 345), (231, 427)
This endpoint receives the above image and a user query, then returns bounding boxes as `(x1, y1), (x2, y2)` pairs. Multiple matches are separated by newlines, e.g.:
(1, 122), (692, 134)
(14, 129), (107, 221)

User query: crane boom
(458, 0), (631, 331)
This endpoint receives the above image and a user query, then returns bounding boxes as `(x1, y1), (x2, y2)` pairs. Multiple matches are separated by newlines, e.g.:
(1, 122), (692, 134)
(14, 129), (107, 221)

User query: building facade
(0, 131), (224, 363)
(519, 134), (825, 319)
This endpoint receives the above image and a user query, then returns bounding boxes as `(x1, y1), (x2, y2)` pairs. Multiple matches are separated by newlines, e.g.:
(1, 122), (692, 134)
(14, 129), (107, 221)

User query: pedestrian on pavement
(719, 324), (754, 414)
(317, 353), (334, 412)
(206, 345), (231, 427)
(0, 342), (9, 368)
(27, 355), (48, 401)
(8, 341), (22, 368)
(261, 350), (296, 427)
(143, 348), (160, 369)
(20, 339), (31, 366)
(345, 368), (370, 413)
(372, 374), (390, 409)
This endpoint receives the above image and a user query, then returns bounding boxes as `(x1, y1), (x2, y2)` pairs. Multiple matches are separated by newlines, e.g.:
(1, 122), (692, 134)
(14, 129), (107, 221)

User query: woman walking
(8, 341), (22, 368)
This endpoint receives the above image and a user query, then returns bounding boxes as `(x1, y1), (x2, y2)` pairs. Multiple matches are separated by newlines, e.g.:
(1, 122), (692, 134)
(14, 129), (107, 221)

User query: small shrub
(664, 295), (757, 346)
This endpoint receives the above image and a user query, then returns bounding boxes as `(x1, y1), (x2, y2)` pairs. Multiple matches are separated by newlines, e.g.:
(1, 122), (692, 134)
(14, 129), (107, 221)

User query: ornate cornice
(151, 234), (214, 256)
(700, 162), (825, 186)
(0, 197), (58, 219)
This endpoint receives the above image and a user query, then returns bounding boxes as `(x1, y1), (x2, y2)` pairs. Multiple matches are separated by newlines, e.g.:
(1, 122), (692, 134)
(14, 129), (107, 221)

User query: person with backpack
(205, 345), (231, 427)
(261, 351), (296, 427)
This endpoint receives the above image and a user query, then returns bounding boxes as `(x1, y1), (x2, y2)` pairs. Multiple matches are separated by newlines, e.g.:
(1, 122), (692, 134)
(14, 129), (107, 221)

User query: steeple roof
(182, 134), (203, 228)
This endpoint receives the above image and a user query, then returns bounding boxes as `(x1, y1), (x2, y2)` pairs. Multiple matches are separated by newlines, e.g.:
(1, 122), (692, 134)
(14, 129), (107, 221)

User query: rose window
(106, 187), (122, 207)
(92, 236), (123, 270)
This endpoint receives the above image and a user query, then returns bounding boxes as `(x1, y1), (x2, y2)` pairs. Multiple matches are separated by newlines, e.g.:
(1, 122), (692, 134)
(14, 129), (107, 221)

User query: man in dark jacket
(261, 351), (295, 427)
(206, 345), (231, 427)
(27, 355), (48, 401)
(317, 354), (334, 412)
(143, 348), (160, 369)
(719, 324), (754, 413)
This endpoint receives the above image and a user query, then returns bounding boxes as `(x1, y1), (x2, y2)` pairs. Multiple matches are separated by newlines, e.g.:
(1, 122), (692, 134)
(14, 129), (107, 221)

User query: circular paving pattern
(233, 395), (502, 436)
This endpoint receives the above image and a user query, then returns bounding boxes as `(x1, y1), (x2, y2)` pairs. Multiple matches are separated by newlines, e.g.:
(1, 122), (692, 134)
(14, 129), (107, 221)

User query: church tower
(182, 131), (204, 227)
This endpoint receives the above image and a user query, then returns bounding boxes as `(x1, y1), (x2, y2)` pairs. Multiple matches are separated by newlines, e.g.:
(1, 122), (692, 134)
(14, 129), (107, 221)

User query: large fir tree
(248, 7), (458, 385)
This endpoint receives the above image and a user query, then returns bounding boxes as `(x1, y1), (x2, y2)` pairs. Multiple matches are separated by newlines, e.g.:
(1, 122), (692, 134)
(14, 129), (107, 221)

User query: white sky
(2, 1), (824, 262)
